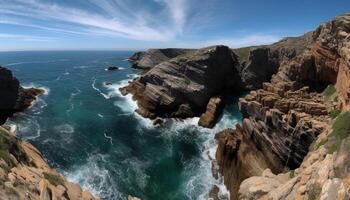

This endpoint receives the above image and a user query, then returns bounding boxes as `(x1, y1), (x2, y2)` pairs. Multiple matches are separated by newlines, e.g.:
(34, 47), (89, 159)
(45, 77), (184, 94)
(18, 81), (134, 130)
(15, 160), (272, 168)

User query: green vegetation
(328, 142), (341, 154)
(308, 184), (322, 200)
(334, 166), (342, 178)
(331, 112), (350, 139)
(323, 84), (336, 97)
(329, 109), (341, 119)
(289, 170), (295, 178)
(314, 139), (327, 150)
(43, 172), (64, 186)
(0, 128), (12, 166)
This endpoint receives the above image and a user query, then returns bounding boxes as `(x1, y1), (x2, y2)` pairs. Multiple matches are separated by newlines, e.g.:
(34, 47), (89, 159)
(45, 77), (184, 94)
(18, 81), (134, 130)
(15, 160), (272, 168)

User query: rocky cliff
(121, 45), (243, 127)
(215, 13), (350, 200)
(123, 32), (314, 128)
(0, 67), (98, 200)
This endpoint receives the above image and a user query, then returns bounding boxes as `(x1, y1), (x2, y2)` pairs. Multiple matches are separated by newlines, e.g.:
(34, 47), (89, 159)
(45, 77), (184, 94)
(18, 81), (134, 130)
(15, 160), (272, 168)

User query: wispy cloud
(0, 0), (201, 41)
(200, 34), (283, 48)
(0, 33), (55, 42)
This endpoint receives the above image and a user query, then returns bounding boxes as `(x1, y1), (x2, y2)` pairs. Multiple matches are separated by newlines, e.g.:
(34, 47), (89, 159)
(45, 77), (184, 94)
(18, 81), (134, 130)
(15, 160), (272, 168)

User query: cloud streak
(0, 0), (195, 41)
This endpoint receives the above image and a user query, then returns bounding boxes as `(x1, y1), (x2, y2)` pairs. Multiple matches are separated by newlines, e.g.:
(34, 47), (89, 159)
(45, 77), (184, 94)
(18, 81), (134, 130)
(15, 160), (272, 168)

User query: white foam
(103, 130), (113, 145)
(54, 124), (75, 134)
(22, 83), (50, 95)
(64, 153), (123, 199)
(66, 103), (75, 116)
(74, 65), (90, 69)
(92, 78), (111, 99)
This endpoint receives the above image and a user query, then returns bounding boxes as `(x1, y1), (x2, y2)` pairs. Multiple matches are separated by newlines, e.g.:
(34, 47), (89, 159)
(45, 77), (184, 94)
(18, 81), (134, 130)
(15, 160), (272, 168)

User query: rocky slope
(215, 13), (350, 200)
(0, 66), (98, 200)
(121, 45), (243, 127)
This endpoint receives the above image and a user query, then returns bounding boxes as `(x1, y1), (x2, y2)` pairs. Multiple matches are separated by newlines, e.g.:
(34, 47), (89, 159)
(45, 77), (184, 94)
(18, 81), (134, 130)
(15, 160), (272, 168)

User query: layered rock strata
(121, 46), (243, 125)
(215, 13), (350, 200)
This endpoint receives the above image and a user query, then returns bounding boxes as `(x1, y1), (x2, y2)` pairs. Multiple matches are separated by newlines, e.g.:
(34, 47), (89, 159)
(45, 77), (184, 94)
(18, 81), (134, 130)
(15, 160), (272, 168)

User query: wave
(92, 78), (111, 99)
(6, 114), (41, 140)
(64, 153), (124, 199)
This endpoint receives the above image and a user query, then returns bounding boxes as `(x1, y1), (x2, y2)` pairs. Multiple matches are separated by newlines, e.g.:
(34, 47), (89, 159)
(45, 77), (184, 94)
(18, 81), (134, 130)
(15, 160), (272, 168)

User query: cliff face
(121, 46), (243, 126)
(216, 13), (350, 200)
(124, 34), (314, 128)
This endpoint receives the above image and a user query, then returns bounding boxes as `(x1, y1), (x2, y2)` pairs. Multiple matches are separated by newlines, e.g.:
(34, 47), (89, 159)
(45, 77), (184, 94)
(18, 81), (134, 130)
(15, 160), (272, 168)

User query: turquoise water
(0, 51), (241, 200)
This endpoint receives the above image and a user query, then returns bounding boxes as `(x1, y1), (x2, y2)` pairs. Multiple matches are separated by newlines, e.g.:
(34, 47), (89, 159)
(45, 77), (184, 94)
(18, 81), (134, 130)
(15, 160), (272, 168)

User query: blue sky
(0, 0), (349, 51)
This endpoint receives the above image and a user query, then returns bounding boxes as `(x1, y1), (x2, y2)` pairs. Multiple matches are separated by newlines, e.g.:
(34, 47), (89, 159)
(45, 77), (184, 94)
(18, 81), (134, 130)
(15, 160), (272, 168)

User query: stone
(106, 66), (119, 71)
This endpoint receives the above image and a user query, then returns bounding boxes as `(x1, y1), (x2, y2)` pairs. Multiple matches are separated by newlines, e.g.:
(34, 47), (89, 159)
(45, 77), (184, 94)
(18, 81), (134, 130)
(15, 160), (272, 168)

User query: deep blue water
(0, 51), (241, 200)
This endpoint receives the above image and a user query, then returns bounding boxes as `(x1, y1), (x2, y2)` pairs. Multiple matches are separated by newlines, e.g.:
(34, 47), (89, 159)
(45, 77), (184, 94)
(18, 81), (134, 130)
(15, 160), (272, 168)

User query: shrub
(315, 139), (327, 150)
(329, 109), (341, 119)
(43, 172), (64, 186)
(328, 142), (341, 154)
(323, 85), (336, 97)
(289, 170), (295, 178)
(332, 112), (350, 139)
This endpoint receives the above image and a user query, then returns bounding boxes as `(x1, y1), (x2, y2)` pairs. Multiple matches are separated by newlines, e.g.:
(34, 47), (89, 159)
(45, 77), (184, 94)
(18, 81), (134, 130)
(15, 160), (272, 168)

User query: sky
(0, 0), (349, 51)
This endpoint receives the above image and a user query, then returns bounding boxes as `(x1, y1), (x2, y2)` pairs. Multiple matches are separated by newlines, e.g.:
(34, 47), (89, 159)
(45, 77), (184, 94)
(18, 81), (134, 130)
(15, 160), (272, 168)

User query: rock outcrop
(215, 13), (350, 200)
(0, 67), (44, 124)
(129, 48), (195, 70)
(0, 126), (98, 200)
(121, 46), (243, 124)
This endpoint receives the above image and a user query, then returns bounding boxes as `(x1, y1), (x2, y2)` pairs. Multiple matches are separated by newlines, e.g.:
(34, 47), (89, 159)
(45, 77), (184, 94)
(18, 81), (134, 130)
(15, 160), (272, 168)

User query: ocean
(0, 51), (241, 200)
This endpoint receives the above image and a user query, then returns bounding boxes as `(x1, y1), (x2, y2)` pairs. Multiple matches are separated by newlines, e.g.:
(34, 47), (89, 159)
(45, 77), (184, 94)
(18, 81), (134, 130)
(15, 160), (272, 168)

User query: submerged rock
(107, 66), (119, 71)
